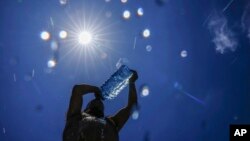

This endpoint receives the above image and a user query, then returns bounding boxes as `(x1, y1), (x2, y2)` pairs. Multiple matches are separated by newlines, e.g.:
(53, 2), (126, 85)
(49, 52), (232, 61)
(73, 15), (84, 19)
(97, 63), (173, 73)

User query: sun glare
(58, 4), (119, 75)
(78, 31), (92, 45)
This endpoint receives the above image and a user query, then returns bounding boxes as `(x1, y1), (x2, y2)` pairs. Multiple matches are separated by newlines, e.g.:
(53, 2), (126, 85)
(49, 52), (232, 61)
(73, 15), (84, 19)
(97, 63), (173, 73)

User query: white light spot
(137, 8), (144, 16)
(132, 110), (139, 120)
(146, 45), (152, 52)
(121, 0), (128, 3)
(141, 86), (150, 97)
(47, 59), (56, 68)
(123, 10), (131, 20)
(3, 128), (5, 134)
(59, 30), (67, 39)
(59, 0), (67, 5)
(142, 29), (150, 38)
(78, 31), (92, 45)
(40, 31), (50, 41)
(180, 50), (188, 58)
(105, 0), (111, 2)
(50, 40), (59, 51)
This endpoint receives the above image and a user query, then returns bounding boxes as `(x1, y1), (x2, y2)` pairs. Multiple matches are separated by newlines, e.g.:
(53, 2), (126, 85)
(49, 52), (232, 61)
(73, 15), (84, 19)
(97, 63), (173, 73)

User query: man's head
(84, 98), (104, 118)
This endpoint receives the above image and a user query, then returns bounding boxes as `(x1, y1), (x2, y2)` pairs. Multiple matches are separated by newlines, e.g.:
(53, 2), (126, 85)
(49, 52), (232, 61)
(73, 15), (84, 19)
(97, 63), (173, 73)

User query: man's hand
(129, 70), (138, 83)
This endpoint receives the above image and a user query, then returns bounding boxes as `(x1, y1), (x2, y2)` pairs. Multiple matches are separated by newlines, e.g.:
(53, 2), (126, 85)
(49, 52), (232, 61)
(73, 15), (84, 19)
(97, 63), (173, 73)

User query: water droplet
(123, 10), (131, 20)
(137, 8), (144, 16)
(40, 31), (50, 41)
(121, 0), (128, 3)
(3, 128), (6, 134)
(47, 59), (57, 68)
(132, 110), (139, 120)
(59, 30), (67, 39)
(13, 73), (17, 82)
(141, 85), (150, 97)
(142, 29), (150, 38)
(59, 0), (67, 5)
(146, 45), (152, 52)
(180, 50), (188, 58)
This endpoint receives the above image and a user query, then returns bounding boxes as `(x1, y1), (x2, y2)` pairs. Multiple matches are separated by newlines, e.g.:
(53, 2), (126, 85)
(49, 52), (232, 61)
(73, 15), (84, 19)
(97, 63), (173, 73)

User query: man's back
(64, 72), (138, 141)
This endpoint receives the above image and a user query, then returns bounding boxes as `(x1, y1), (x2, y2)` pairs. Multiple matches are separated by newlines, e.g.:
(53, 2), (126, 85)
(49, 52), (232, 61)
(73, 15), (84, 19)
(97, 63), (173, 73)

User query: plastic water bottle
(100, 65), (133, 100)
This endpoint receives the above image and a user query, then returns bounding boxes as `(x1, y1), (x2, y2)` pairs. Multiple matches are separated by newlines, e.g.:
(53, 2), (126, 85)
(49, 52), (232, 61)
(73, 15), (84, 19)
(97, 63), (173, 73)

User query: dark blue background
(0, 0), (250, 141)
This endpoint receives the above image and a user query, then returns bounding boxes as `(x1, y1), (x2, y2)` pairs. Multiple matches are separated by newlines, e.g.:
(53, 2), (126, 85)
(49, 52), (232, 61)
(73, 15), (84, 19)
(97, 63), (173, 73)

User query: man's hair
(84, 98), (104, 118)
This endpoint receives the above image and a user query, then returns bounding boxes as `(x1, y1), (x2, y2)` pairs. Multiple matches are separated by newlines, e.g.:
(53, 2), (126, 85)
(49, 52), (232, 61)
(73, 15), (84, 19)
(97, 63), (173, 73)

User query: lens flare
(59, 4), (119, 74)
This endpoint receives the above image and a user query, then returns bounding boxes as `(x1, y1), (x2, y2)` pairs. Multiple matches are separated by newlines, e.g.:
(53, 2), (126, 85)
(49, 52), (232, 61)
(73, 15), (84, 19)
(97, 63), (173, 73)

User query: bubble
(137, 8), (144, 16)
(146, 45), (152, 52)
(40, 31), (50, 41)
(180, 50), (188, 58)
(47, 59), (57, 68)
(50, 40), (59, 51)
(59, 30), (67, 39)
(123, 10), (131, 20)
(142, 29), (150, 38)
(141, 85), (150, 97)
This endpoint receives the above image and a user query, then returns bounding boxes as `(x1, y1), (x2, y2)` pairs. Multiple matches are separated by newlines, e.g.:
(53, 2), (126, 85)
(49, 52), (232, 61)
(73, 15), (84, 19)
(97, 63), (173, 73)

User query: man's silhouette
(63, 70), (138, 141)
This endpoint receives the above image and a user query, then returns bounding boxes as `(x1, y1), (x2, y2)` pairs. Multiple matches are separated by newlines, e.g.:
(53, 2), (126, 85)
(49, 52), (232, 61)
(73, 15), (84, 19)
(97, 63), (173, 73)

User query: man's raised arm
(66, 84), (101, 120)
(109, 70), (138, 132)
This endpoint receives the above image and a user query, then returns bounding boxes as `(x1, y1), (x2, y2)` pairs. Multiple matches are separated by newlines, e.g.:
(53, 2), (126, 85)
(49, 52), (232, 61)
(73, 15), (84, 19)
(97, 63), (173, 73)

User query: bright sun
(78, 31), (92, 45)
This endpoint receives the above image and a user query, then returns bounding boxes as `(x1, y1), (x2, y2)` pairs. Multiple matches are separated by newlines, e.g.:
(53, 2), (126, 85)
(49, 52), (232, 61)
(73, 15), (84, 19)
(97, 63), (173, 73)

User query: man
(63, 70), (138, 141)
